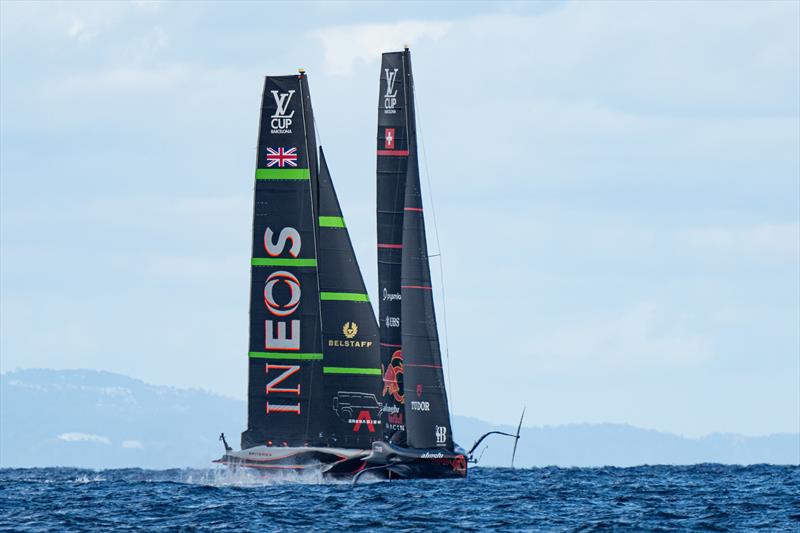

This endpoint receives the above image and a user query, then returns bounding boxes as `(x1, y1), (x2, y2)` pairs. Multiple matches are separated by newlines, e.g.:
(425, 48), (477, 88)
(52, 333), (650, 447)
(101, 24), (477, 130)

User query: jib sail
(317, 148), (383, 448)
(376, 50), (413, 441)
(398, 51), (454, 450)
(241, 73), (324, 450)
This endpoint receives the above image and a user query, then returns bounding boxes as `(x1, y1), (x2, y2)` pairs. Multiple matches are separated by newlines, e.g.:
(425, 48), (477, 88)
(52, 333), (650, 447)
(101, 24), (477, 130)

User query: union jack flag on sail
(266, 147), (298, 168)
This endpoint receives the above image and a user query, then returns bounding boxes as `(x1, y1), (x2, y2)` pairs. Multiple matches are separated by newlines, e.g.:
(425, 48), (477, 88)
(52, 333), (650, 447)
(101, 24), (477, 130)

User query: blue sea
(0, 465), (797, 531)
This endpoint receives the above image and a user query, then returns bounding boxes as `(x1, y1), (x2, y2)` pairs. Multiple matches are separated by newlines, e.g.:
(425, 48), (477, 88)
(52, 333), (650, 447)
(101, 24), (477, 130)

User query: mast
(317, 148), (383, 448)
(241, 73), (325, 449)
(399, 49), (454, 450)
(376, 50), (413, 442)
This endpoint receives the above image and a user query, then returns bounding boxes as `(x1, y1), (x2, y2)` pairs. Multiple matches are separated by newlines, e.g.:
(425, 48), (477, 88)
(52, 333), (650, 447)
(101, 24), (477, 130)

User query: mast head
(404, 43), (410, 51)
(298, 68), (306, 76)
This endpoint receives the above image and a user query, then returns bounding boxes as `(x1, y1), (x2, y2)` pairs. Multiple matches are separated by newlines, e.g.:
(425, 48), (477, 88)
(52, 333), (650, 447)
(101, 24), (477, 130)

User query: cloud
(58, 432), (111, 445)
(311, 20), (452, 75)
(121, 440), (143, 449)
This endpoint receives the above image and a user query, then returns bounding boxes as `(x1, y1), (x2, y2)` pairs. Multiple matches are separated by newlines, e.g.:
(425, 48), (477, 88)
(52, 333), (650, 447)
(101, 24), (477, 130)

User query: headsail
(376, 51), (413, 442)
(241, 73), (324, 449)
(397, 52), (454, 450)
(317, 148), (383, 448)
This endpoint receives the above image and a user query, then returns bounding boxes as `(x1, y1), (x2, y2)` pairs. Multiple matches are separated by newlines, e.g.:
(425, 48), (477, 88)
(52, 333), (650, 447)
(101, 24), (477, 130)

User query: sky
(1, 0), (798, 438)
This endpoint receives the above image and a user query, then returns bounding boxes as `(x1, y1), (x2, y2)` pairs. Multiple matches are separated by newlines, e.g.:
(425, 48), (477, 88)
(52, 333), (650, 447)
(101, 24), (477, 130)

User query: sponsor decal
(382, 350), (404, 404)
(435, 425), (447, 445)
(384, 128), (395, 149)
(327, 321), (373, 348)
(270, 90), (295, 133)
(264, 363), (300, 414)
(264, 271), (301, 317)
(451, 455), (467, 473)
(410, 400), (430, 411)
(332, 391), (381, 432)
(261, 225), (303, 414)
(382, 288), (401, 301)
(383, 68), (398, 114)
(416, 384), (423, 398)
(266, 147), (298, 168)
(421, 452), (443, 459)
(384, 316), (400, 328)
(342, 321), (358, 339)
(328, 339), (373, 348)
(352, 410), (378, 433)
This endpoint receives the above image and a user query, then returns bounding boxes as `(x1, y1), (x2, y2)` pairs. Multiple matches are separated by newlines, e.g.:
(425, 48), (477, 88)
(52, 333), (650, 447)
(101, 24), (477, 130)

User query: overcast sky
(1, 1), (798, 438)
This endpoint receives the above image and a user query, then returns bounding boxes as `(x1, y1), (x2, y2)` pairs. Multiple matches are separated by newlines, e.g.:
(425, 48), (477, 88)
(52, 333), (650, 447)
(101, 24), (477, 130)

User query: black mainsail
(317, 148), (383, 448)
(242, 73), (324, 449)
(400, 140), (453, 451)
(358, 48), (464, 481)
(376, 51), (413, 441)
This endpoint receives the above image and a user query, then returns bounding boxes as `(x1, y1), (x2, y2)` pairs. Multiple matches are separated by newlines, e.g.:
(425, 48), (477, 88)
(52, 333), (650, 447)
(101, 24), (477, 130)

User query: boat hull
(214, 445), (370, 477)
(360, 441), (468, 480)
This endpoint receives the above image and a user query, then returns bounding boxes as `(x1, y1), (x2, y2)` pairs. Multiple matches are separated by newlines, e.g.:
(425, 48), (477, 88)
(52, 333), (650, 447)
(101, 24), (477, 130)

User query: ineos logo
(264, 271), (301, 317)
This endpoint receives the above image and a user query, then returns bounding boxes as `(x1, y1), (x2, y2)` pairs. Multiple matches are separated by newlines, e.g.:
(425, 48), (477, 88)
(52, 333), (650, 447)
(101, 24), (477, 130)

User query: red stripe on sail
(404, 207), (423, 212)
(405, 363), (443, 369)
(377, 150), (409, 156)
(378, 243), (403, 249)
(401, 285), (433, 290)
(380, 342), (402, 348)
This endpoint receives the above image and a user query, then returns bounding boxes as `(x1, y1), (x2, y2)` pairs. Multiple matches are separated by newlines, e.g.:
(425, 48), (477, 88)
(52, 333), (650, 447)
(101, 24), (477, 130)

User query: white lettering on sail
(265, 363), (301, 395)
(265, 320), (300, 350)
(270, 90), (295, 133)
(384, 68), (398, 114)
(384, 316), (400, 328)
(382, 288), (401, 301)
(264, 271), (301, 317)
(410, 401), (430, 411)
(435, 425), (447, 445)
(264, 227), (301, 257)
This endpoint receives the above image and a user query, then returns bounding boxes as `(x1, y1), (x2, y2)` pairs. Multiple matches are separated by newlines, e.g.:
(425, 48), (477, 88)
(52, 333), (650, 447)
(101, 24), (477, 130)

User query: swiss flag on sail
(385, 128), (395, 149)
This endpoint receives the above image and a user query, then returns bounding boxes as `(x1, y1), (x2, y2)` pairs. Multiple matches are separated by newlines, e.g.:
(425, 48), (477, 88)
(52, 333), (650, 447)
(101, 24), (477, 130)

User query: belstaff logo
(328, 322), (373, 348)
(384, 68), (398, 114)
(342, 322), (358, 339)
(270, 90), (295, 134)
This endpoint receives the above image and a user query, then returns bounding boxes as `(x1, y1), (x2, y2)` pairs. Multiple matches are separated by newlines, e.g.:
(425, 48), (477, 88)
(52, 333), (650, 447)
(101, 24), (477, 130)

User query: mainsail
(376, 51), (413, 441)
(241, 72), (382, 452)
(241, 73), (324, 449)
(317, 148), (383, 448)
(396, 52), (453, 450)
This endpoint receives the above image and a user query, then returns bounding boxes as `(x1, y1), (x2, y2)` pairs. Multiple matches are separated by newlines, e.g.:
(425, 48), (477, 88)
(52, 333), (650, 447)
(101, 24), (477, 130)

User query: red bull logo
(382, 350), (404, 404)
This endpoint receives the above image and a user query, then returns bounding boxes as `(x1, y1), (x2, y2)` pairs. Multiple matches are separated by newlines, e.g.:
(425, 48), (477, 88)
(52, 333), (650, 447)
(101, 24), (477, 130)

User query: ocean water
(0, 465), (797, 531)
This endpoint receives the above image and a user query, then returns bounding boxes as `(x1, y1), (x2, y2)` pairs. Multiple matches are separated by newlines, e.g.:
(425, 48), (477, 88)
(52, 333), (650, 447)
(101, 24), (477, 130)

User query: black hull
(358, 441), (468, 481)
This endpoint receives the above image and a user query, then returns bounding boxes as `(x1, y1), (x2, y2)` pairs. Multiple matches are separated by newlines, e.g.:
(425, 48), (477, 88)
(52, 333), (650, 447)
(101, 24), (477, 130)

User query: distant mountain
(1, 369), (797, 469)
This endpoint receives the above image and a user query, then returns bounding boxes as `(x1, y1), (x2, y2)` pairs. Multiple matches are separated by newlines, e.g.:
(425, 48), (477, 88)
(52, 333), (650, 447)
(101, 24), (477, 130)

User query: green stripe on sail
(251, 258), (317, 267)
(256, 168), (310, 180)
(320, 292), (369, 302)
(318, 216), (345, 228)
(323, 367), (382, 375)
(249, 352), (323, 360)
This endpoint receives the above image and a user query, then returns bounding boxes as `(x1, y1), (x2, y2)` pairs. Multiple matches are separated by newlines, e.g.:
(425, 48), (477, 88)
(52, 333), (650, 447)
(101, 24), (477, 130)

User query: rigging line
(413, 83), (455, 416)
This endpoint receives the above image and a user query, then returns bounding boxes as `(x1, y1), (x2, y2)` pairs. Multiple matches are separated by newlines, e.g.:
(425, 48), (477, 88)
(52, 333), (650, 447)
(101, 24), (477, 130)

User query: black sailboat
(359, 48), (468, 479)
(216, 71), (382, 475)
